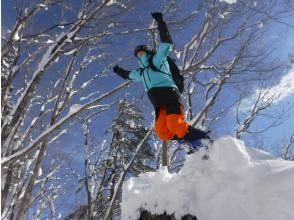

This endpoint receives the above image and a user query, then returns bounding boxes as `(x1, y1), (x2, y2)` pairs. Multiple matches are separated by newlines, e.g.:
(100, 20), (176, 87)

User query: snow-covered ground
(121, 137), (294, 220)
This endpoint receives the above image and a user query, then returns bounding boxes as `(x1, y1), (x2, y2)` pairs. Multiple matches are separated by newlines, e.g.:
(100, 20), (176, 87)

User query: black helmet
(134, 45), (153, 57)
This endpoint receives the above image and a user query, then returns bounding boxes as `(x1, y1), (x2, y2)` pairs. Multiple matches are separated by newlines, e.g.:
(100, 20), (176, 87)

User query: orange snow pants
(155, 105), (189, 141)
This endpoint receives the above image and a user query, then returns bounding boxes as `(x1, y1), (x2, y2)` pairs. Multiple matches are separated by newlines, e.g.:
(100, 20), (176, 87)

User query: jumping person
(113, 12), (210, 151)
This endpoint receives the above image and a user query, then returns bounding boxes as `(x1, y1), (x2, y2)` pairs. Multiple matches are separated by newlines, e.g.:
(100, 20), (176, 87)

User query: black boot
(178, 127), (212, 152)
(183, 126), (211, 143)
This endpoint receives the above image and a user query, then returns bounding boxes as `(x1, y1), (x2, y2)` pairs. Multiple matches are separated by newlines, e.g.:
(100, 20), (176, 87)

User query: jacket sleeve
(114, 68), (131, 80)
(128, 69), (141, 81)
(157, 21), (173, 44)
(152, 42), (172, 68)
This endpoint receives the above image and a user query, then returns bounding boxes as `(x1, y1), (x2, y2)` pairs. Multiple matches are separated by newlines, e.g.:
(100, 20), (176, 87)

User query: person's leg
(166, 104), (189, 139)
(154, 106), (174, 141)
(165, 104), (210, 141)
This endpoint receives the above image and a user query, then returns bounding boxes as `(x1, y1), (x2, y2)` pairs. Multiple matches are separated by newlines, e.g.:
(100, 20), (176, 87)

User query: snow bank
(121, 137), (294, 220)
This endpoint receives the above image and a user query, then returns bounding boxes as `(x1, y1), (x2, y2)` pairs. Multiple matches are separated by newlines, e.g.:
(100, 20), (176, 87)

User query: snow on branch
(1, 81), (131, 166)
(220, 0), (237, 4)
(2, 0), (112, 148)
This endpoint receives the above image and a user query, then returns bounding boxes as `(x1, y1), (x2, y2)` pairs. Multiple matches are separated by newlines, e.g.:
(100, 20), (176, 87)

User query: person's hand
(113, 65), (130, 80)
(151, 12), (163, 22)
(113, 65), (120, 73)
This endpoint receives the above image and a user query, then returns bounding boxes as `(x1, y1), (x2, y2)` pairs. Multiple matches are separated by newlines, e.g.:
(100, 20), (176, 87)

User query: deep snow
(121, 137), (294, 220)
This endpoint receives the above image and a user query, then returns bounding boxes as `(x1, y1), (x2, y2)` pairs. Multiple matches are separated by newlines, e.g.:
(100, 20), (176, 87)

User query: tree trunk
(162, 141), (169, 167)
(1, 164), (13, 213)
(15, 143), (47, 220)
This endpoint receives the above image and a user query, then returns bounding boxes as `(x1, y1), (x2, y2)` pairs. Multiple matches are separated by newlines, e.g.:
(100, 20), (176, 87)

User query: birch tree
(164, 0), (293, 167)
(72, 100), (155, 219)
(1, 1), (145, 219)
(2, 0), (293, 219)
(180, 0), (292, 128)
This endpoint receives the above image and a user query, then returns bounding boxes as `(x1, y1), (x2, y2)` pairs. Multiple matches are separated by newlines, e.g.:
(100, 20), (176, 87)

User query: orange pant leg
(166, 106), (189, 139)
(155, 106), (175, 141)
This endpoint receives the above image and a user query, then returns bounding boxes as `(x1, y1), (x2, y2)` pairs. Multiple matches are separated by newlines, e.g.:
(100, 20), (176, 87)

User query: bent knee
(155, 123), (173, 141)
(166, 115), (188, 138)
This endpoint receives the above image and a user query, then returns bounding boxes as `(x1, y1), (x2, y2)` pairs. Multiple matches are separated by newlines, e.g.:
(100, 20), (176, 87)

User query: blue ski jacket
(128, 42), (177, 91)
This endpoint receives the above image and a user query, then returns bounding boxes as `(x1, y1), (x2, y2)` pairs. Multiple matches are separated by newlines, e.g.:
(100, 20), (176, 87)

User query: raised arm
(151, 12), (173, 44)
(151, 12), (173, 67)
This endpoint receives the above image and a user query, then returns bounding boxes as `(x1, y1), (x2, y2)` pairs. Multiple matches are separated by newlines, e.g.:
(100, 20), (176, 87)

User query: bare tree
(1, 0), (147, 219)
(2, 0), (293, 219)
(83, 100), (155, 219)
(181, 0), (292, 128)
(284, 134), (294, 160)
(165, 0), (293, 168)
(235, 84), (285, 139)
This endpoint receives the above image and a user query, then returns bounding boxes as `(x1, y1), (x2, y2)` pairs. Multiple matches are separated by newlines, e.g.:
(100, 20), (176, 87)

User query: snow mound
(121, 136), (294, 220)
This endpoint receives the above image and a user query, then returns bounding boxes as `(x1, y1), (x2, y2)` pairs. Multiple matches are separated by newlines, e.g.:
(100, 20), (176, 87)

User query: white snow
(174, 50), (182, 59)
(2, 60), (10, 67)
(106, 0), (127, 8)
(12, 24), (23, 41)
(128, 119), (136, 129)
(12, 32), (20, 41)
(219, 0), (237, 4)
(188, 82), (195, 94)
(80, 92), (100, 101)
(37, 3), (47, 8)
(54, 56), (59, 63)
(64, 48), (77, 56)
(108, 23), (115, 28)
(106, 0), (116, 6)
(65, 38), (72, 43)
(69, 104), (82, 114)
(45, 39), (54, 44)
(218, 12), (225, 19)
(38, 167), (42, 177)
(258, 22), (264, 28)
(218, 11), (230, 19)
(37, 3), (48, 10)
(121, 137), (294, 220)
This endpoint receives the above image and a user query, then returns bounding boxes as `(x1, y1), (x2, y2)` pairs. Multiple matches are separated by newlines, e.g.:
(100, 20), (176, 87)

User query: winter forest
(1, 0), (294, 219)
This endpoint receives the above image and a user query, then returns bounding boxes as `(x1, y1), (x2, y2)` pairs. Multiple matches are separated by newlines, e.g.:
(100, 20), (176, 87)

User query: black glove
(151, 12), (163, 22)
(151, 12), (173, 44)
(113, 65), (130, 80)
(113, 65), (120, 73)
